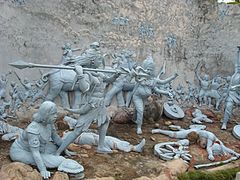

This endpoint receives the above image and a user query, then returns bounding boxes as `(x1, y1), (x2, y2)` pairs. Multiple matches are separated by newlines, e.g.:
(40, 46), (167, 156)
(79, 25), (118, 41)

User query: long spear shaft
(9, 60), (124, 74)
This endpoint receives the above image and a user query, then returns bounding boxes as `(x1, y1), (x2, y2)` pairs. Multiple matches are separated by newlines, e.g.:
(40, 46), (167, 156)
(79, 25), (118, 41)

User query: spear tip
(9, 60), (29, 69)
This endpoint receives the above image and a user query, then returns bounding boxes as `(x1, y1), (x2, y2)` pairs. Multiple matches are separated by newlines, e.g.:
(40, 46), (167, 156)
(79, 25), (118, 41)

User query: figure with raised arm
(56, 65), (120, 155)
(195, 62), (210, 106)
(221, 47), (240, 130)
(127, 56), (178, 134)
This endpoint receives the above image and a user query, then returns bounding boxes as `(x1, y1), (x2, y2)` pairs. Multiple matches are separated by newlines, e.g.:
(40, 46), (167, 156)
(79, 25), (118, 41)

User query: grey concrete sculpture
(195, 63), (211, 106)
(206, 76), (225, 110)
(60, 42), (81, 65)
(9, 101), (84, 179)
(43, 42), (105, 108)
(192, 109), (213, 124)
(221, 47), (240, 130)
(56, 66), (119, 155)
(105, 50), (136, 107)
(127, 56), (178, 134)
(152, 127), (240, 161)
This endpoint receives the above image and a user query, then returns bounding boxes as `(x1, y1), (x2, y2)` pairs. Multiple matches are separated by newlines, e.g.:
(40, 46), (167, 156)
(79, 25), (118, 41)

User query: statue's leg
(116, 91), (125, 107)
(72, 91), (81, 109)
(152, 129), (190, 139)
(132, 95), (144, 134)
(221, 100), (234, 130)
(56, 126), (83, 156)
(192, 117), (202, 124)
(105, 85), (122, 106)
(97, 117), (112, 153)
(59, 91), (70, 108)
(45, 83), (62, 102)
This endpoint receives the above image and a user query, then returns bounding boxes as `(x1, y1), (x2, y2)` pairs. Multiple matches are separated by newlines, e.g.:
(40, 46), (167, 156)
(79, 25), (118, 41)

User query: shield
(233, 125), (240, 140)
(163, 101), (184, 119)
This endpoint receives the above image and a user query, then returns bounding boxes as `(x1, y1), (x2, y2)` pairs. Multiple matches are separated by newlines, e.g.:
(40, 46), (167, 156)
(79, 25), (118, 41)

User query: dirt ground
(1, 105), (240, 180)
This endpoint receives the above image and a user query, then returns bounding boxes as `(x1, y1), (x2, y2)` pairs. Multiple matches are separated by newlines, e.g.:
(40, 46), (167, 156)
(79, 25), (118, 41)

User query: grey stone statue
(152, 126), (240, 161)
(221, 47), (240, 130)
(195, 63), (211, 106)
(61, 42), (81, 65)
(9, 101), (84, 179)
(105, 50), (136, 107)
(56, 66), (119, 155)
(63, 116), (145, 153)
(9, 81), (23, 115)
(206, 76), (225, 110)
(192, 109), (213, 124)
(43, 42), (105, 108)
(127, 56), (178, 134)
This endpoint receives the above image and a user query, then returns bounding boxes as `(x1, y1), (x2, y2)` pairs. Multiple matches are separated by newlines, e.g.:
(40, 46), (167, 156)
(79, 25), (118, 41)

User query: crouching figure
(9, 101), (84, 179)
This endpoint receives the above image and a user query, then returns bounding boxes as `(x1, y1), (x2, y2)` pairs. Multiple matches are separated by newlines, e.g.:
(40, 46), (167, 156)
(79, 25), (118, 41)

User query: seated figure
(9, 101), (84, 179)
(152, 127), (240, 161)
(192, 109), (213, 124)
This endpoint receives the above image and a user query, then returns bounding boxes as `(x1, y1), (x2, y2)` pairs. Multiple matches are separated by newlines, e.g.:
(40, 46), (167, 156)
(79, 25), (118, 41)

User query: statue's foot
(134, 138), (146, 152)
(97, 146), (113, 154)
(151, 129), (160, 134)
(221, 123), (227, 130)
(137, 128), (142, 135)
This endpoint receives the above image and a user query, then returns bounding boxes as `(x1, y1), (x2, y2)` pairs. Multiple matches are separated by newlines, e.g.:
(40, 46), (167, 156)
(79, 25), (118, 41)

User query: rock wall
(0, 0), (239, 85)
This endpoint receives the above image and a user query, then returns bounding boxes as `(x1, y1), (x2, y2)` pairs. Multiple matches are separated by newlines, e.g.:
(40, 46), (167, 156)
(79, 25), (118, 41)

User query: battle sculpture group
(0, 42), (240, 179)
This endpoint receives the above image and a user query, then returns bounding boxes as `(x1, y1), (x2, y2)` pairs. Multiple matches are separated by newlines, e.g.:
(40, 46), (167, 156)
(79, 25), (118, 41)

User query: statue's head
(142, 55), (155, 76)
(90, 42), (100, 49)
(203, 74), (209, 81)
(34, 101), (57, 125)
(10, 81), (16, 87)
(62, 43), (71, 50)
(23, 78), (29, 84)
(186, 131), (199, 145)
(197, 136), (207, 148)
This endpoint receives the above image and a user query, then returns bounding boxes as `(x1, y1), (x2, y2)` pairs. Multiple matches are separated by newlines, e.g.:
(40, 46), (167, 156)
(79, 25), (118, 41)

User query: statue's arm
(155, 73), (178, 85)
(51, 125), (63, 146)
(153, 87), (172, 98)
(27, 133), (51, 179)
(206, 138), (215, 161)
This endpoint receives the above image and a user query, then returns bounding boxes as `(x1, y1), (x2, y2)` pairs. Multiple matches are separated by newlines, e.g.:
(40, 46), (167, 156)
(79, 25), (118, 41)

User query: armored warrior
(221, 47), (240, 130)
(127, 56), (178, 134)
(56, 66), (120, 155)
(195, 63), (211, 106)
(10, 101), (84, 179)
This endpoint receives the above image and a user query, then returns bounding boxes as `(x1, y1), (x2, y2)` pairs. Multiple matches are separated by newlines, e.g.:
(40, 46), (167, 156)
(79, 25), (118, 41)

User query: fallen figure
(152, 125), (240, 161)
(191, 109), (213, 124)
(63, 116), (145, 153)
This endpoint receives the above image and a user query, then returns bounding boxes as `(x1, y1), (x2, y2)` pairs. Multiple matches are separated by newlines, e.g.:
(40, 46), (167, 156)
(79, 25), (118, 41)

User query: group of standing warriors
(0, 70), (47, 119)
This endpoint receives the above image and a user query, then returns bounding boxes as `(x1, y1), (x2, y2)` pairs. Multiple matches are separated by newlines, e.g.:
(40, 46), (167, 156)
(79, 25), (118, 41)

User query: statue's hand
(168, 92), (174, 99)
(64, 107), (71, 112)
(40, 170), (51, 179)
(64, 149), (77, 157)
(208, 154), (215, 161)
(75, 65), (83, 75)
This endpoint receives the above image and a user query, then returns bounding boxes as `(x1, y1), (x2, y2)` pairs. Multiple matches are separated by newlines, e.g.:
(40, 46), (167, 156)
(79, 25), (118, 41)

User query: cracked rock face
(1, 1), (239, 85)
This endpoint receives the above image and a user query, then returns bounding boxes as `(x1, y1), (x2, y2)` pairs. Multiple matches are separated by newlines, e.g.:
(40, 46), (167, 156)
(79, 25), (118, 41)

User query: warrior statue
(221, 47), (240, 130)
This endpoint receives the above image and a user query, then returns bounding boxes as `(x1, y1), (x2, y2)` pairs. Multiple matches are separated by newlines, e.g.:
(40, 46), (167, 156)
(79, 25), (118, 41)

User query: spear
(9, 60), (124, 74)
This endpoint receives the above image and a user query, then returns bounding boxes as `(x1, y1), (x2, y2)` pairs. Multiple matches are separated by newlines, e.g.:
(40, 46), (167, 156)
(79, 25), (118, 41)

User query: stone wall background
(0, 0), (239, 86)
